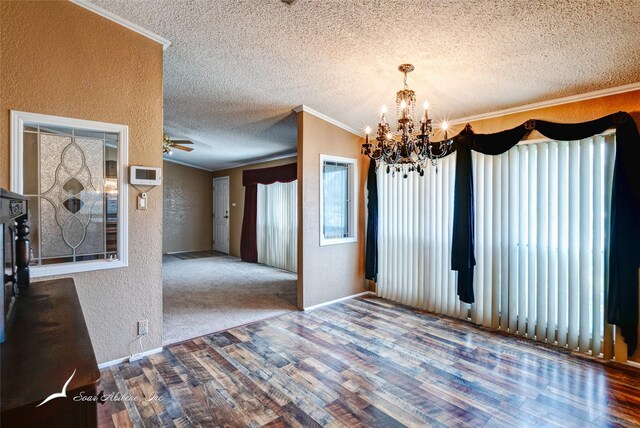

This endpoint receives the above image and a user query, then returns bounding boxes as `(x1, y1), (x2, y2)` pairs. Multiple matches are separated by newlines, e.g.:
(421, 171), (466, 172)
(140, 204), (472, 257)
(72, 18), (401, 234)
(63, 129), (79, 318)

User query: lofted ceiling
(89, 0), (640, 171)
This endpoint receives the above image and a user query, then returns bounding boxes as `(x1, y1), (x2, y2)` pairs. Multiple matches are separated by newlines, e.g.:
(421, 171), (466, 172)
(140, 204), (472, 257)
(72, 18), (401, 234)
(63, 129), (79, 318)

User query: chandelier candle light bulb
(361, 64), (453, 177)
(442, 121), (449, 139)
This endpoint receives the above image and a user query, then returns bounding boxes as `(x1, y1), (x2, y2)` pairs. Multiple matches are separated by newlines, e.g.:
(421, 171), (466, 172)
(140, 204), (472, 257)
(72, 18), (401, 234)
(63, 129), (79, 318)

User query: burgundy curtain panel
(240, 163), (297, 263)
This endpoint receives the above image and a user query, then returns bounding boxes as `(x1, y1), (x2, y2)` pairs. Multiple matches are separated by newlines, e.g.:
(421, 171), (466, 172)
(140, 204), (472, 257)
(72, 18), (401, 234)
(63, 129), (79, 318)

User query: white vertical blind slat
(536, 144), (548, 341)
(517, 146), (529, 336)
(527, 144), (538, 337)
(579, 139), (592, 352)
(508, 149), (519, 333)
(473, 154), (483, 324)
(491, 155), (501, 330)
(557, 141), (570, 347)
(435, 165), (443, 313)
(547, 141), (559, 344)
(500, 152), (510, 330)
(568, 140), (581, 349)
(592, 135), (604, 356)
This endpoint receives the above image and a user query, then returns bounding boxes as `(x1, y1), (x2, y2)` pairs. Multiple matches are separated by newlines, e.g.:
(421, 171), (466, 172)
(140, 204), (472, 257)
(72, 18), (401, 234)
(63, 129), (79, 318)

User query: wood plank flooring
(98, 297), (640, 427)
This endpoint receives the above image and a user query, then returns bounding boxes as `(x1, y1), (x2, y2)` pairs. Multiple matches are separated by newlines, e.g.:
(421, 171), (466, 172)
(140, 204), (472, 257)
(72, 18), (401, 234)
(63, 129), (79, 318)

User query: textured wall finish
(89, 0), (640, 171)
(0, 1), (164, 363)
(298, 112), (367, 309)
(211, 156), (297, 258)
(162, 161), (214, 254)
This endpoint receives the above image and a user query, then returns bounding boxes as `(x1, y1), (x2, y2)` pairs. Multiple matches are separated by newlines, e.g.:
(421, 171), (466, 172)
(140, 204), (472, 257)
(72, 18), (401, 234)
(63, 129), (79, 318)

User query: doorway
(213, 176), (230, 254)
(162, 163), (298, 346)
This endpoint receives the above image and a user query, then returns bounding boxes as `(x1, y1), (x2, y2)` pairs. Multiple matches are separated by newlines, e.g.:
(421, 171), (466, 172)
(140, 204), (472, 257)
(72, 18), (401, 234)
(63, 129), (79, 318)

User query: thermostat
(130, 166), (162, 186)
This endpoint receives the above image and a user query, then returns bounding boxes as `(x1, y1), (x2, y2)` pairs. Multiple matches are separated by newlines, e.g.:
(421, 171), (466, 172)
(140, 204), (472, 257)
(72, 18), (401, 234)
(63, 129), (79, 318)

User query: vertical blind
(256, 180), (298, 273)
(377, 134), (615, 355)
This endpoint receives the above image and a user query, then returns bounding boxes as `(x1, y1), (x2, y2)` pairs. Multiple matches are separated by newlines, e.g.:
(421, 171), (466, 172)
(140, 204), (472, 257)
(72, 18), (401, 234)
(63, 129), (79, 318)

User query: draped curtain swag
(241, 163), (297, 263)
(365, 112), (640, 355)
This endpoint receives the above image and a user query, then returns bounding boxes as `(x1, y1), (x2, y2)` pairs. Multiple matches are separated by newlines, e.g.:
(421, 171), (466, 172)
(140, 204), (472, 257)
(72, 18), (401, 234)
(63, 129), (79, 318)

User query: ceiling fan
(163, 133), (193, 155)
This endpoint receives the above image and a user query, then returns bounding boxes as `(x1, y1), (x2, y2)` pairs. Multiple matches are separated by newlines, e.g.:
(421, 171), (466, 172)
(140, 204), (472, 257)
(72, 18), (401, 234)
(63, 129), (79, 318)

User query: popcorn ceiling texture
(91, 0), (640, 171)
(0, 1), (164, 364)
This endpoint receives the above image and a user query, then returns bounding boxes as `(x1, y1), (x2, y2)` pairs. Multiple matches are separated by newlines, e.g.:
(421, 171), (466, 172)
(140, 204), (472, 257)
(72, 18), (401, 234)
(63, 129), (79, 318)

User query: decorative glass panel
(23, 123), (119, 266)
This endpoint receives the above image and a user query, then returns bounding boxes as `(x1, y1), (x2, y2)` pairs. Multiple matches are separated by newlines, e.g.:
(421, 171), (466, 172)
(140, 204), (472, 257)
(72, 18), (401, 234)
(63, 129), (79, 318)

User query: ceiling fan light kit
(162, 132), (194, 155)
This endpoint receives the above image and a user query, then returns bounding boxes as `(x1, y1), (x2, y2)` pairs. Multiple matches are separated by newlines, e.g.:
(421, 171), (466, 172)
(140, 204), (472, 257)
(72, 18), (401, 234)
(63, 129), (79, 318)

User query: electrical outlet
(138, 319), (149, 336)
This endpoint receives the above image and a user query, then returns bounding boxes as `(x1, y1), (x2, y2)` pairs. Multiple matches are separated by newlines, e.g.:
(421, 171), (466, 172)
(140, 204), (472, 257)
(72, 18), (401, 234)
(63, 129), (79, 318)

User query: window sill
(320, 237), (357, 246)
(30, 259), (128, 278)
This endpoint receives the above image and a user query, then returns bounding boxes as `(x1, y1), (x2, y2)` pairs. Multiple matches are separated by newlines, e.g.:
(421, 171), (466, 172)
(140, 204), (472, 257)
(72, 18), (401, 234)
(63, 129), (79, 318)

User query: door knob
(223, 215), (229, 218)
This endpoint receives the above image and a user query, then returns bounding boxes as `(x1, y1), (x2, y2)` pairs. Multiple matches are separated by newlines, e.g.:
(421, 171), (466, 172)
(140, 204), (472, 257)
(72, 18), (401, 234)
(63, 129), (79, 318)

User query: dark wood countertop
(1, 278), (100, 411)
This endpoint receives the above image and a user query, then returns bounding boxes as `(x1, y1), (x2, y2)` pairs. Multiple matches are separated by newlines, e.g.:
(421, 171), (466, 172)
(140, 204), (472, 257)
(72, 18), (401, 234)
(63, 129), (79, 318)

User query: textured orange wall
(163, 161), (214, 254)
(0, 1), (164, 363)
(458, 90), (640, 362)
(298, 112), (367, 309)
(211, 156), (298, 258)
(459, 90), (640, 134)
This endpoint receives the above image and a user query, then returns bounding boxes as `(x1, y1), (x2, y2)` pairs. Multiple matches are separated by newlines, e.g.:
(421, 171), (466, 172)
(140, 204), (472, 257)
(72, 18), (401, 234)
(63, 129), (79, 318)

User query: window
(377, 133), (615, 356)
(10, 111), (128, 277)
(319, 154), (357, 246)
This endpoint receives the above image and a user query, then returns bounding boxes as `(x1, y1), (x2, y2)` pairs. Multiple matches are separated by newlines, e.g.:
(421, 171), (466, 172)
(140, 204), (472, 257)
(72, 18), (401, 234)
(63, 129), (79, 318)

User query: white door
(213, 177), (230, 254)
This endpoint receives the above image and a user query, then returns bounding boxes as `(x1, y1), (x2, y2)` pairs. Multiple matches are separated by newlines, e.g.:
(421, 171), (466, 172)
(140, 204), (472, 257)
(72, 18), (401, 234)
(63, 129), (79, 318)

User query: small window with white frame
(10, 111), (128, 277)
(320, 154), (357, 246)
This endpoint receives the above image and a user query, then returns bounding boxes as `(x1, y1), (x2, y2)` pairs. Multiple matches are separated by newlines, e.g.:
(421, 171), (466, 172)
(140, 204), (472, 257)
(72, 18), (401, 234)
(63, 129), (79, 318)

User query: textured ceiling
(90, 0), (640, 171)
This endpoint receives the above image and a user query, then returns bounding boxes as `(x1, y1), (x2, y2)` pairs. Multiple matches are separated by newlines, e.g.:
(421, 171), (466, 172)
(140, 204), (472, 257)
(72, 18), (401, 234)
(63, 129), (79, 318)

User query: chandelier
(361, 64), (453, 177)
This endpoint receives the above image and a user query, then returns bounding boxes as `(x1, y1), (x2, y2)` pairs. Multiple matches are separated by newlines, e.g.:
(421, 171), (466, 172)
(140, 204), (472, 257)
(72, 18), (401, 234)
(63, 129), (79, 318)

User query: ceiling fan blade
(173, 145), (193, 152)
(171, 140), (193, 145)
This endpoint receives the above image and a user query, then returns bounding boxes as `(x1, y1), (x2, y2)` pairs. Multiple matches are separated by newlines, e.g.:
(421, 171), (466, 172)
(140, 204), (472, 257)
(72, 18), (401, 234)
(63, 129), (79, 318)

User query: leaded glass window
(12, 113), (126, 276)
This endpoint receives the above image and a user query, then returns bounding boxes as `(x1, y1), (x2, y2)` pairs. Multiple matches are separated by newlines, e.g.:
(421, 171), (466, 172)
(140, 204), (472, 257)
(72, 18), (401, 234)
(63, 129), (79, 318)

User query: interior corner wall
(163, 161), (214, 254)
(0, 1), (164, 363)
(211, 156), (298, 258)
(297, 111), (367, 309)
(463, 89), (640, 362)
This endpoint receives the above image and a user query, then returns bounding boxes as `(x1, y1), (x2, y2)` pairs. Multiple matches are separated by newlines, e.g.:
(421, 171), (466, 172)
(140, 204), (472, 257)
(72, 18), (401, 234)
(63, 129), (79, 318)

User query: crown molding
(210, 151), (297, 172)
(162, 157), (214, 172)
(450, 82), (640, 125)
(293, 105), (360, 136)
(70, 0), (171, 50)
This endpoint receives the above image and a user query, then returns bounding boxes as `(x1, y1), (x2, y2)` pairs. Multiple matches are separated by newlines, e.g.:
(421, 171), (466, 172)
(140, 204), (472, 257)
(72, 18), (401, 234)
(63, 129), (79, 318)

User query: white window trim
(10, 110), (129, 277)
(319, 154), (358, 246)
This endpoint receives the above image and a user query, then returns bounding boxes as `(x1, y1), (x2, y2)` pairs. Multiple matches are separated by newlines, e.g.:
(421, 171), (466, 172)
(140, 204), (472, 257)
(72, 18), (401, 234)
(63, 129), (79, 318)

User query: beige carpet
(162, 253), (297, 345)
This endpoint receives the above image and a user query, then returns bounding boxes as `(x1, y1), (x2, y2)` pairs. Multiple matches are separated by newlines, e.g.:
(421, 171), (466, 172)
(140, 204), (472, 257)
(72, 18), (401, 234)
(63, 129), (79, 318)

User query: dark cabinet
(1, 278), (101, 427)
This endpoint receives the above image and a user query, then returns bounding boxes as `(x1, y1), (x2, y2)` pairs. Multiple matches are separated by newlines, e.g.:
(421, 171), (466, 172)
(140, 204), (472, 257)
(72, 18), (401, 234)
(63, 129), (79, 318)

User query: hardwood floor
(99, 297), (640, 427)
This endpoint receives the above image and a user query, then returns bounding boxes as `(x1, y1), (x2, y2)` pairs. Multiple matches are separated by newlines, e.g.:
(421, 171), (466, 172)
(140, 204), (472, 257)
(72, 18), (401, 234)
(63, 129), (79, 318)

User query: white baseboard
(98, 347), (163, 369)
(303, 291), (374, 311)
